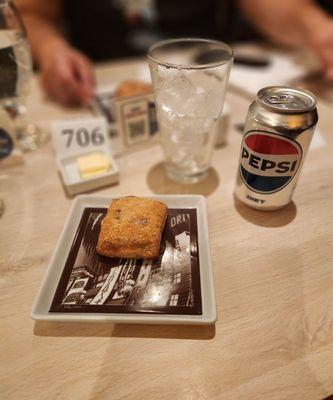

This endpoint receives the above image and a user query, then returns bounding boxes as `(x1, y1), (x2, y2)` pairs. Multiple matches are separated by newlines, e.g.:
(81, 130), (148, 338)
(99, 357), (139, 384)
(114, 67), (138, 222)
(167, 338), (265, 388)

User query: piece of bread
(114, 80), (152, 98)
(96, 197), (167, 259)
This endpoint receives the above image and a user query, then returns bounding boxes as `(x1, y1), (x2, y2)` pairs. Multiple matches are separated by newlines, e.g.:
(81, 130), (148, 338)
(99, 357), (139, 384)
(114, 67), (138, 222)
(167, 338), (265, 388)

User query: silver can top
(257, 86), (317, 114)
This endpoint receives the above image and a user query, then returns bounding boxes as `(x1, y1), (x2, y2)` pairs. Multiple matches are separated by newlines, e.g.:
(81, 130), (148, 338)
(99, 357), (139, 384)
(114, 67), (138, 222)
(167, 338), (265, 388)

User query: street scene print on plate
(50, 207), (202, 315)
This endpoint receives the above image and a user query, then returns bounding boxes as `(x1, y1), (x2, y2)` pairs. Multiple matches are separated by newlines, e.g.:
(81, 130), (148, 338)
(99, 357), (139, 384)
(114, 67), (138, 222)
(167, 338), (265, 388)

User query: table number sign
(51, 116), (110, 158)
(50, 116), (119, 195)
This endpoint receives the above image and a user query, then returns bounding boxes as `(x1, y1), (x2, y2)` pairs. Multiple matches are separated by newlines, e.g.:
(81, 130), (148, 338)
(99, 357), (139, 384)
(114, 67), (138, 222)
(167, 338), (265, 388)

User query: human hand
(309, 19), (333, 81)
(39, 41), (95, 106)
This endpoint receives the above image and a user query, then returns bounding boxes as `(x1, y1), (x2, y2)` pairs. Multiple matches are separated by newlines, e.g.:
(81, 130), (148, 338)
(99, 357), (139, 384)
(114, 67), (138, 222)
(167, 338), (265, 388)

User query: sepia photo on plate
(32, 195), (216, 324)
(50, 207), (202, 315)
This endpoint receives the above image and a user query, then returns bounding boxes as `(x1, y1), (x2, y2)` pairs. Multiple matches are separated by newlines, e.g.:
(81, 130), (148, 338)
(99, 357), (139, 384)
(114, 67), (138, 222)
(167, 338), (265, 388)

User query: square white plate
(32, 195), (216, 325)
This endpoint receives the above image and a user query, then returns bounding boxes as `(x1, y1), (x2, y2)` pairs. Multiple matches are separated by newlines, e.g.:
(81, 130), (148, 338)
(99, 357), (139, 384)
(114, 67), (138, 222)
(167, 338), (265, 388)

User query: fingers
(70, 52), (95, 105)
(310, 20), (333, 82)
(326, 69), (333, 80)
(322, 55), (333, 80)
(41, 69), (80, 106)
(318, 43), (333, 80)
(322, 49), (333, 80)
(40, 47), (95, 106)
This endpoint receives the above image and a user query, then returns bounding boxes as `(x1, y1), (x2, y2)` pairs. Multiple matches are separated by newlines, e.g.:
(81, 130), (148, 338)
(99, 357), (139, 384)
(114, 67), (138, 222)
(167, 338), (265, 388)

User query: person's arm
(238, 0), (333, 79)
(15, 0), (65, 63)
(15, 0), (94, 105)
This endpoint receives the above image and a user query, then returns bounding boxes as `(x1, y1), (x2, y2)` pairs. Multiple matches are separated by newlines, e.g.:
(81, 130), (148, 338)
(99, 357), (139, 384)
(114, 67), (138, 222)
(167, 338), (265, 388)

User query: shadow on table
(234, 197), (297, 227)
(147, 162), (219, 196)
(33, 321), (215, 340)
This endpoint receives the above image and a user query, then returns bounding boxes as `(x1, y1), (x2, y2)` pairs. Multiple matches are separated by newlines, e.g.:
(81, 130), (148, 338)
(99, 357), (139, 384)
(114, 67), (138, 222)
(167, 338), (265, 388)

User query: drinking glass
(148, 38), (233, 183)
(0, 0), (48, 151)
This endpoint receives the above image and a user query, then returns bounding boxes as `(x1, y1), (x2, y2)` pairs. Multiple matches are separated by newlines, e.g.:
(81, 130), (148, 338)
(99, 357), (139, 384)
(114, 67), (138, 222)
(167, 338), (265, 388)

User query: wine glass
(0, 0), (48, 151)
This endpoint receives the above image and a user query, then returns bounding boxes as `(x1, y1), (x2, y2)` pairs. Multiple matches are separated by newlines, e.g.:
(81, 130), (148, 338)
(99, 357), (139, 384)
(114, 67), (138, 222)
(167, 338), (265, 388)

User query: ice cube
(157, 72), (197, 117)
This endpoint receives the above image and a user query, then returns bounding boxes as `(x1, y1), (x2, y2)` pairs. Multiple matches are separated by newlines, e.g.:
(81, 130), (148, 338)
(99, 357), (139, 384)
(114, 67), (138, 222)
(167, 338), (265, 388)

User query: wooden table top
(1, 58), (332, 400)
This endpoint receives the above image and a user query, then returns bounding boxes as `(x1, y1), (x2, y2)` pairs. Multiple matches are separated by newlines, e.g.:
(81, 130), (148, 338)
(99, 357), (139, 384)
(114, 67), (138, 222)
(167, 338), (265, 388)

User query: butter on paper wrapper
(77, 152), (111, 178)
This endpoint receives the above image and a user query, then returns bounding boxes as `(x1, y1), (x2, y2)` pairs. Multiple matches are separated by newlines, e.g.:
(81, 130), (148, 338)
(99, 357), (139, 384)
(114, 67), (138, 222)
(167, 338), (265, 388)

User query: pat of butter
(77, 152), (111, 178)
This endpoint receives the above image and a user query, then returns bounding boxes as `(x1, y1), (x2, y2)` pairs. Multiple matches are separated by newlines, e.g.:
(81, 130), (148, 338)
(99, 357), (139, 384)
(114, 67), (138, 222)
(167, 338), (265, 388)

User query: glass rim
(148, 37), (233, 70)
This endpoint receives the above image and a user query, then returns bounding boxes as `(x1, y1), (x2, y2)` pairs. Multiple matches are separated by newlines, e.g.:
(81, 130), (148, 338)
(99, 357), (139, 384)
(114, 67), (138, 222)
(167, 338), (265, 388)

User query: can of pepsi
(234, 86), (318, 210)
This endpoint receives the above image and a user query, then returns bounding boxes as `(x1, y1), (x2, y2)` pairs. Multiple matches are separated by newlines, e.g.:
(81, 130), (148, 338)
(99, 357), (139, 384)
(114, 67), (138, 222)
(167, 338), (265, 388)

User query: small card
(93, 89), (158, 155)
(51, 116), (110, 159)
(51, 116), (119, 195)
(114, 93), (158, 149)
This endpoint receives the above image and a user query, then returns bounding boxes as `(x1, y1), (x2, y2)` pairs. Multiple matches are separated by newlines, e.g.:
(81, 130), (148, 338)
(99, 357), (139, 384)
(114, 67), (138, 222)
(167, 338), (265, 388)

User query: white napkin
(230, 53), (308, 97)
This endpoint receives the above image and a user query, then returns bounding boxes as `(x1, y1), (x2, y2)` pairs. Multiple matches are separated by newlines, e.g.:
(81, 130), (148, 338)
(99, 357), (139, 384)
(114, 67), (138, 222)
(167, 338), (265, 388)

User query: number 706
(62, 127), (105, 147)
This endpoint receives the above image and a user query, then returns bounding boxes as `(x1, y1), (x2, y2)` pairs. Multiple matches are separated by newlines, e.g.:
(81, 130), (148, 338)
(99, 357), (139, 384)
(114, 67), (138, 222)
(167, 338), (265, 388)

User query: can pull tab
(267, 94), (294, 104)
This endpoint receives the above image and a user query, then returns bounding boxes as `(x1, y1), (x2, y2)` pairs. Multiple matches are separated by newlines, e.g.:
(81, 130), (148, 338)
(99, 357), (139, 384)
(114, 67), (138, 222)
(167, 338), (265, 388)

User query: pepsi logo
(240, 130), (302, 194)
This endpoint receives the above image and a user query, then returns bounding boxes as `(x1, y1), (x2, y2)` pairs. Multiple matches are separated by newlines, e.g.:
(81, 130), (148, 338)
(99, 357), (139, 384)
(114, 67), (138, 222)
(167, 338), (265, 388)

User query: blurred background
(14, 0), (333, 106)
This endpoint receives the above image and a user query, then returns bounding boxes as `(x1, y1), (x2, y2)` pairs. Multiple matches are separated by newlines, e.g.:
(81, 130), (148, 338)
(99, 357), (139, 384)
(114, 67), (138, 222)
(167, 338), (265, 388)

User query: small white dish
(32, 195), (216, 325)
(57, 150), (119, 196)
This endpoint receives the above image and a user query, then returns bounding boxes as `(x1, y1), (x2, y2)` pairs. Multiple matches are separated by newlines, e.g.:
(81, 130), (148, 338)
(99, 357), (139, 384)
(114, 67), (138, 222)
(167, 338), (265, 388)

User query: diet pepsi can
(235, 86), (318, 210)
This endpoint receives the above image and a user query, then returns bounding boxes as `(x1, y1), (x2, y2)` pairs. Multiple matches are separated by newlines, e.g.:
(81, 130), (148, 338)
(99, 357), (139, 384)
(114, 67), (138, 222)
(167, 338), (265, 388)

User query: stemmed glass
(0, 0), (48, 152)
